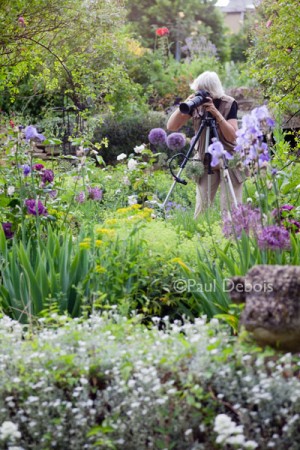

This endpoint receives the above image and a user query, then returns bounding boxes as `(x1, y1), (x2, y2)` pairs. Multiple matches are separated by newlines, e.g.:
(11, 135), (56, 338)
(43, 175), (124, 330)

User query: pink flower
(266, 20), (272, 28)
(155, 27), (169, 37)
(18, 16), (26, 27)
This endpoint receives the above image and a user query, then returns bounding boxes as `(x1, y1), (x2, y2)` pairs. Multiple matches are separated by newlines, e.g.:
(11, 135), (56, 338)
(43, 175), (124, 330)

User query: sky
(216, 0), (229, 5)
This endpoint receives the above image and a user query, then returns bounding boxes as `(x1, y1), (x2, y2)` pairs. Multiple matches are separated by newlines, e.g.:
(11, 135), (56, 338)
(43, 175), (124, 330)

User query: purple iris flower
(148, 128), (167, 146)
(22, 164), (31, 176)
(223, 204), (262, 239)
(76, 191), (85, 203)
(2, 222), (14, 239)
(25, 199), (47, 216)
(166, 133), (186, 151)
(24, 125), (46, 142)
(258, 225), (291, 250)
(208, 139), (233, 167)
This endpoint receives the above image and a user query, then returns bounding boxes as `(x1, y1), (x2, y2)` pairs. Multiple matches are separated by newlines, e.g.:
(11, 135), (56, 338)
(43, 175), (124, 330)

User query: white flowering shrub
(0, 314), (300, 449)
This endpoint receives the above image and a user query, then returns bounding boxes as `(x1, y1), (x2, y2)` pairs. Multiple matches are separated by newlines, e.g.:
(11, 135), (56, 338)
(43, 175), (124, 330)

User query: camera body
(179, 89), (211, 115)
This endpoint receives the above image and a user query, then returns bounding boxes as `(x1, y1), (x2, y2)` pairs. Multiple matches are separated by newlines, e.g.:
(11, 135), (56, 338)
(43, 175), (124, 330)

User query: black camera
(179, 89), (211, 115)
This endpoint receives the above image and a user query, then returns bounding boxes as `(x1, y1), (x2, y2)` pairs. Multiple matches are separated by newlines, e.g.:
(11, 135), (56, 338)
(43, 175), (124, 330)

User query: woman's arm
(166, 94), (195, 131)
(166, 108), (191, 131)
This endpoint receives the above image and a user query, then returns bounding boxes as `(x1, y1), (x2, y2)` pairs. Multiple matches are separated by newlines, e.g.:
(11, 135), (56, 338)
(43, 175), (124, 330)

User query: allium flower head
(25, 199), (47, 216)
(76, 191), (85, 203)
(258, 225), (291, 250)
(166, 133), (186, 151)
(24, 125), (46, 142)
(32, 163), (44, 171)
(2, 222), (14, 239)
(155, 27), (169, 36)
(41, 169), (54, 184)
(223, 204), (262, 239)
(88, 187), (103, 201)
(148, 128), (167, 147)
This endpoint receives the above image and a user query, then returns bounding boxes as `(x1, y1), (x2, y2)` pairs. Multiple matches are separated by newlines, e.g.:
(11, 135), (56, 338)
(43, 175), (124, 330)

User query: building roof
(220, 0), (255, 13)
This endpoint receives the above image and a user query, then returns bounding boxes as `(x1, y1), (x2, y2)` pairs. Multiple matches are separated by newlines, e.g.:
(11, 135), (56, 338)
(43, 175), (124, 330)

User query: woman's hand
(202, 97), (219, 117)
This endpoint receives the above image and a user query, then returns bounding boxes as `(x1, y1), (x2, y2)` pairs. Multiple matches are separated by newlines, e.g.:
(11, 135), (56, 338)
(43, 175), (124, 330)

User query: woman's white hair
(190, 71), (225, 99)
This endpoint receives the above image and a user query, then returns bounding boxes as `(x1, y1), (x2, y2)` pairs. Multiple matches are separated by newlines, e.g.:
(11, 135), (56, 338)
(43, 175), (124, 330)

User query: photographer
(167, 71), (244, 219)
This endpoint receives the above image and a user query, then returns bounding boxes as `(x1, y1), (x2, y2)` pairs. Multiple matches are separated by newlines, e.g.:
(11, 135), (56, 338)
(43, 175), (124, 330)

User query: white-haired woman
(167, 71), (244, 218)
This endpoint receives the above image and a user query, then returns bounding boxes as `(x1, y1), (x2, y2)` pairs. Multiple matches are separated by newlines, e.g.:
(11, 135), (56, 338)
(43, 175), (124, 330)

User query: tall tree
(0, 0), (142, 113)
(247, 0), (300, 114)
(125, 0), (230, 62)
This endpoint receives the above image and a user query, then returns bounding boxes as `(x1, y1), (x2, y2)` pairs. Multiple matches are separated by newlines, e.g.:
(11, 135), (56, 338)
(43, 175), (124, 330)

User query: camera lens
(179, 90), (210, 115)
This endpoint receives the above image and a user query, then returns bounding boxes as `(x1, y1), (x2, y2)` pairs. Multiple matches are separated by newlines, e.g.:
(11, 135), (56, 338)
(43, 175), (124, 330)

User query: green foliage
(0, 227), (92, 322)
(0, 0), (147, 116)
(247, 0), (300, 114)
(125, 0), (230, 61)
(94, 111), (167, 164)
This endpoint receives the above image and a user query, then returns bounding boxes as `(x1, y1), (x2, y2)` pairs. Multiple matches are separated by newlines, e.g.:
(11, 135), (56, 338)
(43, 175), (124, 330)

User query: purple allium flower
(223, 204), (262, 239)
(76, 191), (85, 203)
(25, 199), (47, 216)
(24, 125), (46, 142)
(88, 187), (103, 201)
(32, 163), (44, 171)
(166, 133), (186, 151)
(208, 139), (233, 167)
(2, 222), (14, 239)
(41, 169), (54, 184)
(22, 164), (31, 176)
(148, 128), (167, 146)
(258, 225), (291, 250)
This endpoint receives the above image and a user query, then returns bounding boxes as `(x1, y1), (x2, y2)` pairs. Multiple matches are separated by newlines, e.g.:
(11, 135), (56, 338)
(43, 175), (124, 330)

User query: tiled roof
(221, 0), (255, 13)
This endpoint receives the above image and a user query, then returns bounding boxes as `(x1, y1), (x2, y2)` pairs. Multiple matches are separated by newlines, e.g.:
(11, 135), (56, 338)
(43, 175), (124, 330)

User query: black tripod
(162, 112), (238, 209)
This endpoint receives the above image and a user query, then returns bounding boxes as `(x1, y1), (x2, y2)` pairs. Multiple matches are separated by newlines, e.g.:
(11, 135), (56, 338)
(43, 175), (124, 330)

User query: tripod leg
(222, 167), (238, 208)
(161, 175), (182, 209)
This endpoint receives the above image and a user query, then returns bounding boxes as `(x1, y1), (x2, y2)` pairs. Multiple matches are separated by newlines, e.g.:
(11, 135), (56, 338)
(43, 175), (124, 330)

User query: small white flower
(134, 144), (146, 154)
(127, 158), (138, 171)
(123, 176), (131, 186)
(117, 153), (127, 161)
(7, 186), (15, 196)
(226, 434), (245, 446)
(244, 440), (258, 449)
(128, 195), (138, 206)
(0, 421), (21, 441)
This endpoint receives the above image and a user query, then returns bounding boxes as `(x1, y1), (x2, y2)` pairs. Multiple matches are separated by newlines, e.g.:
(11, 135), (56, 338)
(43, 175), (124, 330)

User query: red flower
(9, 119), (15, 128)
(155, 27), (169, 37)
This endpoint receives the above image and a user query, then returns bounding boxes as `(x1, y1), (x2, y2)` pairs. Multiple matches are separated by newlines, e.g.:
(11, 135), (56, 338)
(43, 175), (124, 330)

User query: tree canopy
(247, 0), (300, 115)
(0, 0), (144, 114)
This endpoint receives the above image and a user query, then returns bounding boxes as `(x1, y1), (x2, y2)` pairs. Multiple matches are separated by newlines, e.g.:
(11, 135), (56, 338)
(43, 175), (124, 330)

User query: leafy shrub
(94, 111), (167, 164)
